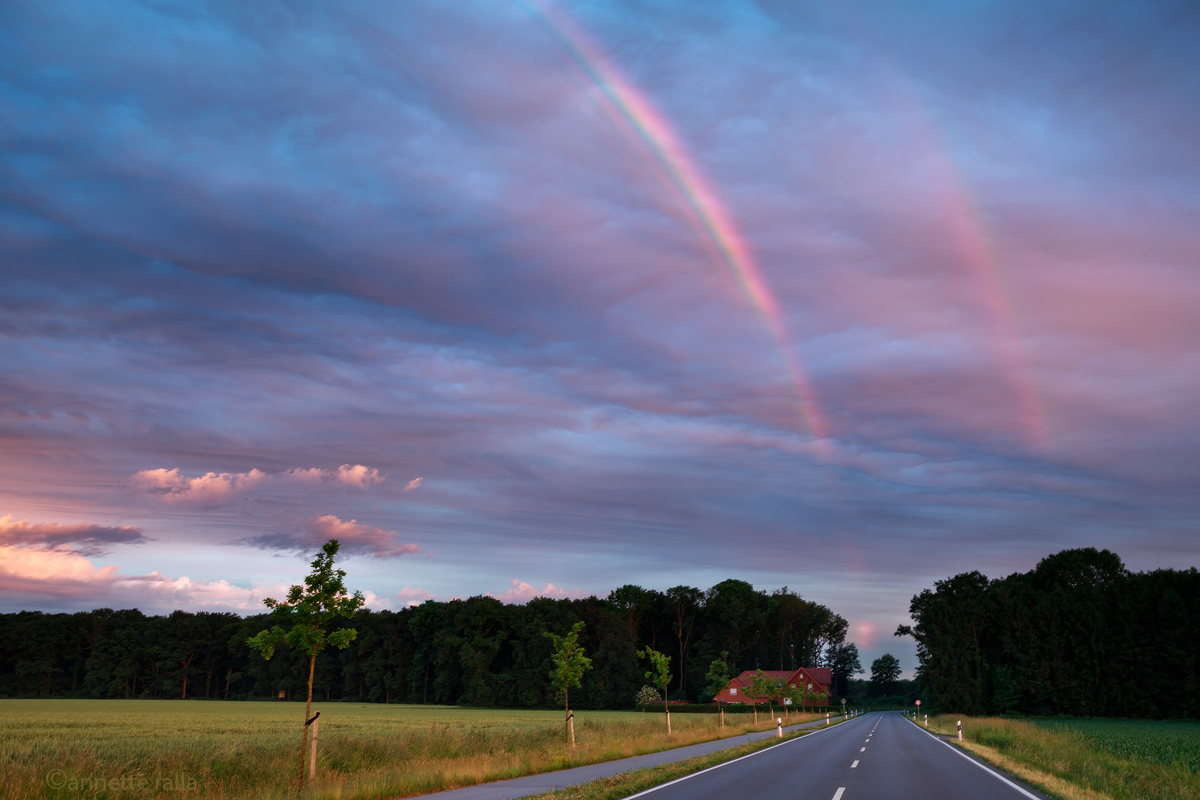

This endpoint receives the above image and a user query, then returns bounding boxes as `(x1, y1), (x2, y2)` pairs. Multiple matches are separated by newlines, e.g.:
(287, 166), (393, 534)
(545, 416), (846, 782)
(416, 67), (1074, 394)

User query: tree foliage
(869, 653), (901, 696)
(0, 578), (851, 708)
(897, 548), (1200, 718)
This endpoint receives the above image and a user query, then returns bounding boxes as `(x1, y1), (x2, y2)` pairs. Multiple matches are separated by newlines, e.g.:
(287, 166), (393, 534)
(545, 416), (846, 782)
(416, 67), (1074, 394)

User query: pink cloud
(404, 477), (423, 491)
(0, 545), (119, 595)
(130, 464), (385, 506)
(0, 545), (289, 611)
(396, 584), (435, 606)
(130, 467), (267, 506)
(243, 515), (421, 559)
(490, 579), (585, 604)
(334, 464), (387, 487)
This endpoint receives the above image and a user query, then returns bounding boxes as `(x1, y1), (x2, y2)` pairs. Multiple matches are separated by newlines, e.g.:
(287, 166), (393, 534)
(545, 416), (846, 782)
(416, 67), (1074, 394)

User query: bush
(635, 685), (662, 705)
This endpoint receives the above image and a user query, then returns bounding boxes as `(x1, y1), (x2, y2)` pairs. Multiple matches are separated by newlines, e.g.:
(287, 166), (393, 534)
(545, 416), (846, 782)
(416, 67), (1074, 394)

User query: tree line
(896, 548), (1200, 718)
(0, 579), (863, 707)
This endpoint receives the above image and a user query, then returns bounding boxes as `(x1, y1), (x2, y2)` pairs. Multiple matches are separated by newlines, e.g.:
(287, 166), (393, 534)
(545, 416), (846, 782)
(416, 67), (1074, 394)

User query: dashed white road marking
(851, 760), (859, 768)
(832, 789), (845, 800)
(860, 747), (866, 751)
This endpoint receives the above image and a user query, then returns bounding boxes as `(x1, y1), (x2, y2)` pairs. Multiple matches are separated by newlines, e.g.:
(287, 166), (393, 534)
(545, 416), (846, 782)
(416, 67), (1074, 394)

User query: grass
(921, 714), (1200, 800)
(0, 699), (826, 800)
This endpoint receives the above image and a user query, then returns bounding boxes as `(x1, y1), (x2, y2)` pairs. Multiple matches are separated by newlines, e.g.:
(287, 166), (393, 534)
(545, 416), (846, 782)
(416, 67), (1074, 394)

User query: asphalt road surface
(631, 711), (1051, 800)
(412, 712), (1052, 800)
(408, 714), (839, 800)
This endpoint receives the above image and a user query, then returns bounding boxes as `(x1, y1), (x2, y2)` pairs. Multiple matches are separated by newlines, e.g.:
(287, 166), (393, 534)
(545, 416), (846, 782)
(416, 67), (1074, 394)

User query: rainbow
(523, 0), (829, 443)
(885, 80), (1050, 450)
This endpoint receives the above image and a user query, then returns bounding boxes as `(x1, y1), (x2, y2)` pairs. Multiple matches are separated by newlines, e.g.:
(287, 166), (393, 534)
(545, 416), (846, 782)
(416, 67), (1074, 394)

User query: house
(712, 667), (832, 705)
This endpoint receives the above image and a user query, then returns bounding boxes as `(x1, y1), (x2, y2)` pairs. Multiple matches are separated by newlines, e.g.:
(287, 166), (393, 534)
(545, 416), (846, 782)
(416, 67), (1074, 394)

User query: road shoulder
(904, 718), (1100, 800)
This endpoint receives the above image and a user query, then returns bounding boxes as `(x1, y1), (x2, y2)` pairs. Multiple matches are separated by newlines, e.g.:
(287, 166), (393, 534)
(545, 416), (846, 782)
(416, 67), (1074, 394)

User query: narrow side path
(405, 713), (850, 800)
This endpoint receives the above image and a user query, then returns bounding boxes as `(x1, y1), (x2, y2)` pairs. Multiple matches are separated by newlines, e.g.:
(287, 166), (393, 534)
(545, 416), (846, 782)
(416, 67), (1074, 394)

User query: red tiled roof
(801, 668), (831, 685)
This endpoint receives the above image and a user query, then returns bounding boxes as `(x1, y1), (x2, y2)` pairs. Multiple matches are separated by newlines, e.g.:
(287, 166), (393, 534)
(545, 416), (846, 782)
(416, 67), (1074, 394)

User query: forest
(897, 548), (1200, 718)
(0, 579), (863, 707)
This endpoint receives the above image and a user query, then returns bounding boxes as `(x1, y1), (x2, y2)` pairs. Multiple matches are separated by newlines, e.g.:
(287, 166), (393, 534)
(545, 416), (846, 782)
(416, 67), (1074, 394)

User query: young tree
(640, 646), (673, 734)
(747, 669), (783, 723)
(247, 539), (364, 784)
(544, 620), (592, 748)
(704, 650), (731, 700)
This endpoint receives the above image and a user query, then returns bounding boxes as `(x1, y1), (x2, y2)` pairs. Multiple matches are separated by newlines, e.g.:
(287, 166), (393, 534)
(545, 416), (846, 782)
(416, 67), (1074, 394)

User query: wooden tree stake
(308, 714), (319, 780)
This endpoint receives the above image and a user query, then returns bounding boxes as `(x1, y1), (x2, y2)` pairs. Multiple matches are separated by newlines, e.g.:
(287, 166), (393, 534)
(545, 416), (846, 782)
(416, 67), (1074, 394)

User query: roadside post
(957, 720), (963, 741)
(924, 714), (928, 727)
(776, 717), (783, 738)
(825, 712), (830, 725)
(306, 711), (321, 780)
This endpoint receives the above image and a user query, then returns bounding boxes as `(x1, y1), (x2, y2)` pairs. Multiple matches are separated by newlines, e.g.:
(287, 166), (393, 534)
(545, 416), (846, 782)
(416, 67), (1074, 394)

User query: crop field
(0, 699), (812, 800)
(1036, 718), (1200, 774)
(927, 714), (1200, 800)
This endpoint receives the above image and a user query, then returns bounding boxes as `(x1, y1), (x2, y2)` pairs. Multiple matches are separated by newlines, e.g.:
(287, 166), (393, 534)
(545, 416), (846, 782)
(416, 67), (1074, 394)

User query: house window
(730, 688), (737, 695)
(808, 684), (813, 690)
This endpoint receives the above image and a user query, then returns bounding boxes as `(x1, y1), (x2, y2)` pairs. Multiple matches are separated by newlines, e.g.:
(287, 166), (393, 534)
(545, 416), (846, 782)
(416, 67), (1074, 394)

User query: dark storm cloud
(0, 516), (147, 556)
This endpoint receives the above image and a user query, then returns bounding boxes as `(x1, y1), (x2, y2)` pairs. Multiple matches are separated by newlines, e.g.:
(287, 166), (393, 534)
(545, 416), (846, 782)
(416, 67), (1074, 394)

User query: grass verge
(918, 714), (1200, 800)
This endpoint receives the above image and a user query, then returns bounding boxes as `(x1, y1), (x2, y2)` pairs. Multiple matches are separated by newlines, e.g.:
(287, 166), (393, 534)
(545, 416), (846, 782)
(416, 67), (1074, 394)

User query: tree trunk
(299, 653), (316, 784)
(564, 688), (574, 747)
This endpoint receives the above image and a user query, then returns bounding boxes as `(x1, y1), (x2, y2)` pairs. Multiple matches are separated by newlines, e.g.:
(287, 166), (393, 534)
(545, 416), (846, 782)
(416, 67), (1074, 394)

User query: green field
(1036, 718), (1200, 774)
(927, 714), (1200, 800)
(0, 699), (799, 800)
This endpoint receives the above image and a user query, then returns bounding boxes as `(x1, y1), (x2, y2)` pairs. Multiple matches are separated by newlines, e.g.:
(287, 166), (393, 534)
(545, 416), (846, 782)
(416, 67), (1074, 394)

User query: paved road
(408, 714), (845, 800)
(631, 711), (1052, 800)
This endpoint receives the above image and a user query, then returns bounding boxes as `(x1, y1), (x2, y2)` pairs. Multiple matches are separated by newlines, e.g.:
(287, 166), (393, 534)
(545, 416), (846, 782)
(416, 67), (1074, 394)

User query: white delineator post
(957, 720), (963, 741)
(825, 712), (830, 725)
(776, 717), (783, 738)
(925, 714), (928, 727)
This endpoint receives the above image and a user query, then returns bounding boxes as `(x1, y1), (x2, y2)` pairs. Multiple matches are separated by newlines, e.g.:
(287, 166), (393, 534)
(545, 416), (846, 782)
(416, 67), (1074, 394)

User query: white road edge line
(620, 715), (862, 800)
(832, 788), (845, 800)
(909, 720), (1041, 800)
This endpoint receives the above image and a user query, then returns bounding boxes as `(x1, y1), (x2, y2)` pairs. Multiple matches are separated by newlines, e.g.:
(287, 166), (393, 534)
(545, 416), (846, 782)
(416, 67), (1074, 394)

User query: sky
(2, 0), (1199, 677)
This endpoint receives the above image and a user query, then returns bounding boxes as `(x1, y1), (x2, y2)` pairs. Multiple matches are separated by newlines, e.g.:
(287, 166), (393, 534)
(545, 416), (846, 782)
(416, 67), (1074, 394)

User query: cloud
(286, 464), (387, 488)
(0, 545), (119, 594)
(129, 468), (268, 506)
(490, 579), (586, 605)
(0, 515), (147, 556)
(243, 515), (421, 559)
(0, 545), (288, 611)
(334, 464), (387, 488)
(396, 584), (436, 606)
(129, 465), (385, 506)
(404, 477), (423, 491)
